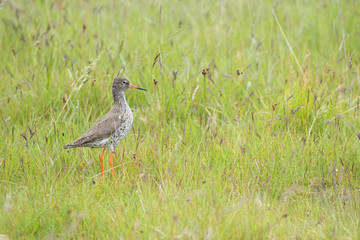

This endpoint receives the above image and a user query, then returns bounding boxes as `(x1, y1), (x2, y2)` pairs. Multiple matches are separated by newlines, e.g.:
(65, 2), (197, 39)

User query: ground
(1, 0), (360, 239)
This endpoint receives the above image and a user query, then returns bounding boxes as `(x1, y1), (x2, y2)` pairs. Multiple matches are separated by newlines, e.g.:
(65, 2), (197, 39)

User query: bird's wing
(70, 108), (125, 147)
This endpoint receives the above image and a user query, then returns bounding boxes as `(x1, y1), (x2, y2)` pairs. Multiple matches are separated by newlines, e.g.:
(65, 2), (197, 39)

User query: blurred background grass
(0, 0), (360, 238)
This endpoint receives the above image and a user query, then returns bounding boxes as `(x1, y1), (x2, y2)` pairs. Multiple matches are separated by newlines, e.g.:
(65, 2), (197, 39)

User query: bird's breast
(115, 106), (133, 137)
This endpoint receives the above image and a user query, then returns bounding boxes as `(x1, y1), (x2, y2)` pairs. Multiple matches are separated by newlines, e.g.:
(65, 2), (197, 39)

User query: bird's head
(113, 77), (146, 92)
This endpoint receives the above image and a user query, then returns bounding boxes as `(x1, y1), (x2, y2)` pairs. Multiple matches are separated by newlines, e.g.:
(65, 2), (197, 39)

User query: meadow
(1, 0), (360, 238)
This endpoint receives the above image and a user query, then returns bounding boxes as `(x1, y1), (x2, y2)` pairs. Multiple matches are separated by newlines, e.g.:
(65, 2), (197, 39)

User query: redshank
(63, 77), (146, 180)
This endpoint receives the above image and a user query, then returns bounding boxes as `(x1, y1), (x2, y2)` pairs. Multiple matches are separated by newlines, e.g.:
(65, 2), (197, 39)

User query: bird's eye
(122, 81), (126, 84)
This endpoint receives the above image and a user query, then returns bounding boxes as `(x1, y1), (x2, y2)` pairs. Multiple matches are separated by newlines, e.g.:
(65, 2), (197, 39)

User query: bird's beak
(129, 84), (147, 91)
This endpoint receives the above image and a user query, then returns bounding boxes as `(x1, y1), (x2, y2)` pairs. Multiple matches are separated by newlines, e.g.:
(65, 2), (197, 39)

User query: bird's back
(63, 106), (132, 150)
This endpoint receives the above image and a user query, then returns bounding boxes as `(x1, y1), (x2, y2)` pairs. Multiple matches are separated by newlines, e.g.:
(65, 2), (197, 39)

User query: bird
(63, 77), (146, 180)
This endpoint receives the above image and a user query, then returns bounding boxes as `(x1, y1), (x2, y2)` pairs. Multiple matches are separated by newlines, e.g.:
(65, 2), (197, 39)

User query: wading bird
(63, 77), (146, 180)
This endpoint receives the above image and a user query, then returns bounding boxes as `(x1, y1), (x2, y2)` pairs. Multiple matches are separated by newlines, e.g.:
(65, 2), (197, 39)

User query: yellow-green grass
(1, 0), (360, 238)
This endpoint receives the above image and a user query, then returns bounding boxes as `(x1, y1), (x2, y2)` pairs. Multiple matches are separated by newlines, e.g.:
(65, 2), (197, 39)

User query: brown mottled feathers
(63, 107), (125, 149)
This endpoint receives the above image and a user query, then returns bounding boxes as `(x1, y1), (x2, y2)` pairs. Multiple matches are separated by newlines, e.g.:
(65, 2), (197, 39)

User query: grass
(1, 0), (360, 238)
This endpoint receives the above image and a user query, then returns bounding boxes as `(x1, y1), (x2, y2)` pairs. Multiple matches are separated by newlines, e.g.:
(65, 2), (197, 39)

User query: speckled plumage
(63, 77), (145, 153)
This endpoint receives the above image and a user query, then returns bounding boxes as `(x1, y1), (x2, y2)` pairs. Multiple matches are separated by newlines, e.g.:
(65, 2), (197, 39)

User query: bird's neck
(113, 91), (128, 107)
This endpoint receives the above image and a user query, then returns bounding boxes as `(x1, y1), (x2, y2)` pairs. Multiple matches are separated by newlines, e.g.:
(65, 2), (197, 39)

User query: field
(1, 0), (360, 239)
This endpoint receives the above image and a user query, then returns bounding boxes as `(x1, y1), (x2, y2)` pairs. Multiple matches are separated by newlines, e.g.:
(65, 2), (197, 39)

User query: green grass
(1, 0), (360, 238)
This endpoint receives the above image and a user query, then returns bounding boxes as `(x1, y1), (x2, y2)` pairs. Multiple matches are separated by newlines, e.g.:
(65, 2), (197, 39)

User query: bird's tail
(63, 135), (89, 149)
(63, 143), (76, 149)
(63, 141), (81, 149)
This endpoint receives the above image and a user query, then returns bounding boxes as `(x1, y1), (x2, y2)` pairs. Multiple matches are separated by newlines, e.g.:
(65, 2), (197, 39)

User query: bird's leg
(109, 152), (117, 182)
(100, 149), (105, 177)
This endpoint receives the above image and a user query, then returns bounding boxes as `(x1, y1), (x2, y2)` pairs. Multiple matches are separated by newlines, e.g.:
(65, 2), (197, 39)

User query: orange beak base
(129, 84), (147, 91)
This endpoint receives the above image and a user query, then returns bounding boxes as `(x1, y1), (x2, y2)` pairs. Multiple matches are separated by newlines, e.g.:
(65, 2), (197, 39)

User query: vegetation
(1, 0), (359, 238)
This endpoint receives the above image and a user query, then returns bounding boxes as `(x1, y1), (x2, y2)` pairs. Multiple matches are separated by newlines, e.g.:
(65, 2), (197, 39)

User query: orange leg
(100, 149), (105, 177)
(109, 152), (117, 181)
